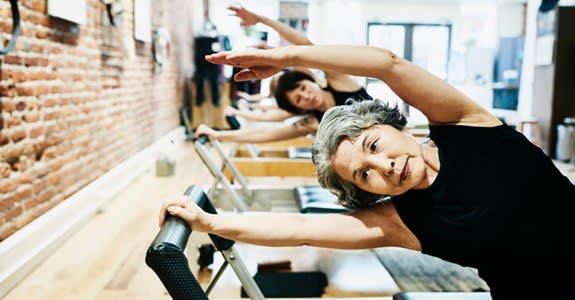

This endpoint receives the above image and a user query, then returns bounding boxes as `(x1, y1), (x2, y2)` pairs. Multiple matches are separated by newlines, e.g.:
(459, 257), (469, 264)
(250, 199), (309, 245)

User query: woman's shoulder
(428, 123), (511, 143)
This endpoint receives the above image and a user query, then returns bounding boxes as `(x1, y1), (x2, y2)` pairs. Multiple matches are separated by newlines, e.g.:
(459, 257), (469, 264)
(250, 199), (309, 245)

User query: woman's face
(285, 80), (324, 111)
(332, 125), (427, 196)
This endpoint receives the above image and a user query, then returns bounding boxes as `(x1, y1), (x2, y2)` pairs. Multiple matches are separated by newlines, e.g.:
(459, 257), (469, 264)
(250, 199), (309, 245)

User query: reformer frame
(193, 135), (303, 213)
(193, 135), (347, 214)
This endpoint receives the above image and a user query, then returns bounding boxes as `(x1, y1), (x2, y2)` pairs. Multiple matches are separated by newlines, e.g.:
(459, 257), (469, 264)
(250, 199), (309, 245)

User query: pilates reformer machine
(227, 113), (317, 179)
(225, 114), (314, 161)
(193, 134), (348, 214)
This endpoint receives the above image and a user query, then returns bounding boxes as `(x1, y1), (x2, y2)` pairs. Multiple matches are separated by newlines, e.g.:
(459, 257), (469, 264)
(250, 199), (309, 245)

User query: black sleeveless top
(312, 85), (372, 122)
(391, 124), (575, 299)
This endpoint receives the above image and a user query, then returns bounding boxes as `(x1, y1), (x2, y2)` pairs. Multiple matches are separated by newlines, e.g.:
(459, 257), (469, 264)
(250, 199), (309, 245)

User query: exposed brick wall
(0, 0), (183, 240)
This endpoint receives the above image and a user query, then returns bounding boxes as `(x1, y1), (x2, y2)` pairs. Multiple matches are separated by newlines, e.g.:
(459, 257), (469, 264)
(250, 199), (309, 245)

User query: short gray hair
(312, 99), (407, 209)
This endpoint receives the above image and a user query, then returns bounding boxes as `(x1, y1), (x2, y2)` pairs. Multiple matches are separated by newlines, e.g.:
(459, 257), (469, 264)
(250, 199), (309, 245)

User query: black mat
(372, 247), (490, 292)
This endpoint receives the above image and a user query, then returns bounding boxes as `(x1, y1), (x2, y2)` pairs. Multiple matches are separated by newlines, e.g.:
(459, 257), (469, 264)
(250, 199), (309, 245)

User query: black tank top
(392, 124), (575, 299)
(312, 85), (372, 122)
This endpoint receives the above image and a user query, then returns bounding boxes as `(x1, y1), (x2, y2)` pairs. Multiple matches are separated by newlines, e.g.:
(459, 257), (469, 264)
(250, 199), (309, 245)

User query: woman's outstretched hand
(205, 49), (287, 81)
(227, 5), (259, 26)
(224, 106), (239, 116)
(158, 195), (212, 233)
(194, 124), (217, 140)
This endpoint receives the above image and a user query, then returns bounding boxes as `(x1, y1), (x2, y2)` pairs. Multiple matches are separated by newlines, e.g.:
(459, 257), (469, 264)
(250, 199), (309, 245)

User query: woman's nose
(378, 159), (395, 176)
(388, 160), (395, 175)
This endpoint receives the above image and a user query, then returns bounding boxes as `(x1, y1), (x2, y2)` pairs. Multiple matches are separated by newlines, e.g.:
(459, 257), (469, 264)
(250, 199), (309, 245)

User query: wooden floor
(2, 136), (343, 300)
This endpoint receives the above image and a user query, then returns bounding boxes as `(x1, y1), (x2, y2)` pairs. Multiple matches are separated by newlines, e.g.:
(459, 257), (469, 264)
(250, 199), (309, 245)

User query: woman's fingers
(160, 200), (210, 232)
(194, 124), (216, 139)
(205, 52), (230, 64)
(206, 50), (280, 68)
(227, 5), (258, 26)
(234, 67), (282, 81)
(234, 69), (258, 81)
(158, 198), (188, 226)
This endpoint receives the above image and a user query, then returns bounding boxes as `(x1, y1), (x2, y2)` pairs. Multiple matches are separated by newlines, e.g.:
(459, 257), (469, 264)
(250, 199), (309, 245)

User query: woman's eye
(361, 170), (369, 181)
(370, 141), (377, 152)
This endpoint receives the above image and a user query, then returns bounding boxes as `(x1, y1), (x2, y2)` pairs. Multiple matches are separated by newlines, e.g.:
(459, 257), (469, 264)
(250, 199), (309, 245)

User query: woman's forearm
(214, 125), (303, 143)
(235, 109), (293, 122)
(207, 212), (387, 249)
(258, 15), (312, 46)
(286, 45), (396, 80)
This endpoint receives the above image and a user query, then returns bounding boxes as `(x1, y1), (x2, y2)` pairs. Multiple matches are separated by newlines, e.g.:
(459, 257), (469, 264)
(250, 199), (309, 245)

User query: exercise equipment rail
(194, 135), (258, 211)
(145, 185), (264, 300)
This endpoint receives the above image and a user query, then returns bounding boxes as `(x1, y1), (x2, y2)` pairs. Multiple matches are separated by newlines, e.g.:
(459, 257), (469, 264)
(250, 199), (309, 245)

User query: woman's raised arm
(228, 5), (312, 46)
(207, 45), (500, 126)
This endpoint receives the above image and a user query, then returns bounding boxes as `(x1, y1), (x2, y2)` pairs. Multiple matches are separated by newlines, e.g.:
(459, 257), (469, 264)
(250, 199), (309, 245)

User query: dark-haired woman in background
(195, 5), (371, 143)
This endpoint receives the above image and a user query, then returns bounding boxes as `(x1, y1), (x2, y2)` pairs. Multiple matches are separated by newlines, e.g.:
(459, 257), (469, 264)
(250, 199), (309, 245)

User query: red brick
(0, 134), (8, 146)
(10, 129), (26, 143)
(0, 87), (16, 97)
(1, 100), (15, 112)
(44, 97), (58, 107)
(13, 186), (33, 202)
(5, 205), (23, 221)
(35, 30), (48, 39)
(15, 100), (27, 111)
(35, 189), (54, 204)
(29, 125), (44, 138)
(0, 178), (18, 194)
(24, 57), (49, 67)
(0, 162), (10, 177)
(15, 86), (35, 96)
(1, 55), (22, 65)
(30, 0), (47, 13)
(27, 161), (50, 178)
(0, 225), (18, 241)
(24, 112), (40, 123)
(0, 193), (17, 211)
(0, 69), (27, 82)
(43, 110), (58, 121)
(29, 43), (44, 53)
(29, 14), (49, 27)
(17, 172), (34, 184)
(0, 6), (11, 18)
(7, 116), (22, 127)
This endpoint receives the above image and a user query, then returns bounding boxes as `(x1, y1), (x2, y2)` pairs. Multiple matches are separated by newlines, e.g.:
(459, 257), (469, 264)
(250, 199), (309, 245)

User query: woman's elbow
(374, 48), (403, 79)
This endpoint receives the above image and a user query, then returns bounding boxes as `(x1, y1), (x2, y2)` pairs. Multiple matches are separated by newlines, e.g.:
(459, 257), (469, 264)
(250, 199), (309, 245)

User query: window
(366, 22), (451, 119)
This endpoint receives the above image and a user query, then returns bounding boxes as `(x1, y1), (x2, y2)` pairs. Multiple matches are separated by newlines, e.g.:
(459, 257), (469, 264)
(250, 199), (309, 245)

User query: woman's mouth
(400, 158), (410, 182)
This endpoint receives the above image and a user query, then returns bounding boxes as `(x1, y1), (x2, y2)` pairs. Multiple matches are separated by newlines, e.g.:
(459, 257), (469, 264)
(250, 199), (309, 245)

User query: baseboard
(0, 127), (185, 298)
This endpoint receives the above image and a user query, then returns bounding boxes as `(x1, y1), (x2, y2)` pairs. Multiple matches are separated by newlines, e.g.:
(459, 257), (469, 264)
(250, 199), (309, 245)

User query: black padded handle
(146, 242), (208, 300)
(194, 135), (209, 145)
(146, 185), (234, 299)
(225, 114), (241, 130)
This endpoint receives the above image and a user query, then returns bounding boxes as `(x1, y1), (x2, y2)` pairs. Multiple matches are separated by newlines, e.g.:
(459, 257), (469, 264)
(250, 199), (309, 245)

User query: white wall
(308, 0), (462, 46)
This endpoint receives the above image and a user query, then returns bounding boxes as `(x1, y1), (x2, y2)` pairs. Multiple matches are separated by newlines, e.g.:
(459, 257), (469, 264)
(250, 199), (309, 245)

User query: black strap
(0, 0), (20, 56)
